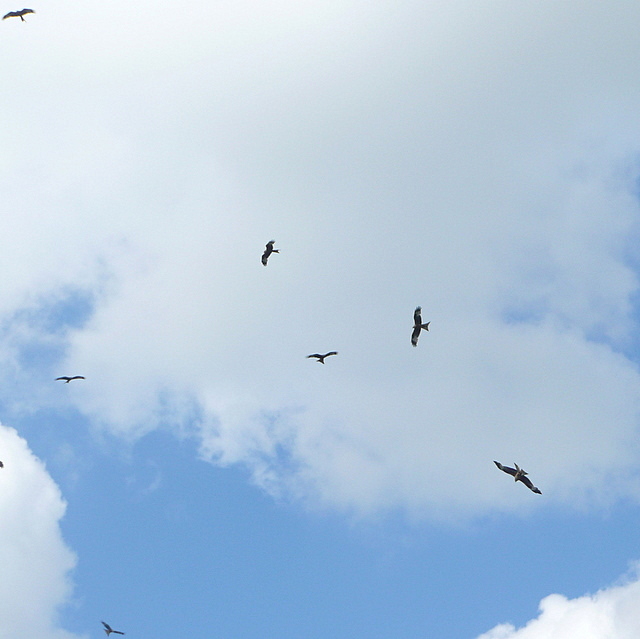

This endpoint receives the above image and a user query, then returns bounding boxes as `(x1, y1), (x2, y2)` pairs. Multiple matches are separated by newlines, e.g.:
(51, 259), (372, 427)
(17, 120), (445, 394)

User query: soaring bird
(102, 621), (125, 636)
(55, 376), (85, 383)
(307, 351), (338, 364)
(261, 240), (279, 266)
(494, 461), (542, 494)
(2, 8), (34, 20)
(0, 461), (3, 468)
(411, 306), (430, 347)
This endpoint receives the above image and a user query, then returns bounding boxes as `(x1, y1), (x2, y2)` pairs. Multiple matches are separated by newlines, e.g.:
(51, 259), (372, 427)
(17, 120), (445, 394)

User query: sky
(3, 0), (640, 637)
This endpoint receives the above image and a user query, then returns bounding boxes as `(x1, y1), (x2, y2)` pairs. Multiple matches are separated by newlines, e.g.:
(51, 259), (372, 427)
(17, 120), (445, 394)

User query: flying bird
(55, 376), (85, 383)
(2, 8), (34, 20)
(261, 240), (279, 266)
(0, 461), (3, 468)
(307, 351), (338, 364)
(494, 461), (542, 494)
(102, 621), (125, 636)
(411, 306), (430, 347)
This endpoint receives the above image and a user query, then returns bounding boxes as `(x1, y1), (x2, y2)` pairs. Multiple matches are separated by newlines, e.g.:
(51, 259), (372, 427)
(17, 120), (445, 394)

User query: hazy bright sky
(3, 1), (640, 637)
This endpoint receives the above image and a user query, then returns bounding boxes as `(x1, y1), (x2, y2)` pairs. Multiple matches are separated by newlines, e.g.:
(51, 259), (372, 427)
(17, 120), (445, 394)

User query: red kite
(261, 240), (279, 266)
(411, 306), (430, 347)
(3, 9), (35, 20)
(494, 461), (542, 494)
(307, 352), (338, 364)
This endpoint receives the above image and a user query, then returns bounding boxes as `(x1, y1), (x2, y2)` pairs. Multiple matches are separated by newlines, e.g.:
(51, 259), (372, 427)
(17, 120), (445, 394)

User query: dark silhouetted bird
(411, 306), (430, 347)
(3, 8), (34, 20)
(0, 461), (3, 468)
(494, 461), (542, 494)
(55, 376), (85, 383)
(307, 351), (338, 364)
(102, 621), (125, 636)
(261, 240), (279, 266)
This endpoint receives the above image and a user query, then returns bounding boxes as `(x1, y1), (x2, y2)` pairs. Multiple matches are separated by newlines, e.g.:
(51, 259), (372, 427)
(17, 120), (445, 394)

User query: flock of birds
(0, 12), (543, 622)
(260, 241), (542, 494)
(44, 241), (543, 498)
(0, 236), (543, 600)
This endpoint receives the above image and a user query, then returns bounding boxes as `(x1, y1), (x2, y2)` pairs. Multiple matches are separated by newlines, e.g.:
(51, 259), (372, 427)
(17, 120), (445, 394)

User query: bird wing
(70, 376), (85, 380)
(413, 306), (422, 326)
(261, 244), (272, 265)
(519, 474), (542, 493)
(3, 11), (19, 18)
(324, 351), (338, 357)
(494, 461), (517, 477)
(21, 8), (35, 13)
(102, 622), (112, 631)
(411, 325), (421, 346)
(307, 354), (321, 359)
(56, 377), (71, 381)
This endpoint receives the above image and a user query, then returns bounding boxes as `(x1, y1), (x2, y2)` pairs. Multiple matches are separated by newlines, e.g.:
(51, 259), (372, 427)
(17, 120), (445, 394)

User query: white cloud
(478, 567), (640, 639)
(3, 1), (640, 518)
(0, 425), (79, 639)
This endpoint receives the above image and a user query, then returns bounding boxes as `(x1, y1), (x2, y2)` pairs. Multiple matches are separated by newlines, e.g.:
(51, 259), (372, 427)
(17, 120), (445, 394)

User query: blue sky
(3, 1), (640, 638)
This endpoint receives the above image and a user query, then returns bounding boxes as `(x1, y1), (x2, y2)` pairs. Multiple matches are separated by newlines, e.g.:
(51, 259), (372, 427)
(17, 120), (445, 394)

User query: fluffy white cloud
(3, 1), (640, 518)
(0, 425), (79, 639)
(478, 568), (640, 639)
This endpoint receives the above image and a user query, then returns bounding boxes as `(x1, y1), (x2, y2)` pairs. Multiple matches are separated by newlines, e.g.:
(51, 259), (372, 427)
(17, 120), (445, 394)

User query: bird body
(56, 376), (85, 383)
(102, 621), (125, 636)
(494, 461), (542, 494)
(261, 240), (279, 266)
(3, 8), (34, 20)
(307, 351), (338, 364)
(411, 306), (430, 347)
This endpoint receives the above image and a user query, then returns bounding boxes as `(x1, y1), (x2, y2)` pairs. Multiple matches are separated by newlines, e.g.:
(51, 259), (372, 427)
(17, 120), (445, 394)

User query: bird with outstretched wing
(102, 621), (125, 636)
(411, 306), (430, 347)
(494, 461), (542, 494)
(3, 8), (35, 20)
(307, 351), (338, 364)
(55, 376), (85, 383)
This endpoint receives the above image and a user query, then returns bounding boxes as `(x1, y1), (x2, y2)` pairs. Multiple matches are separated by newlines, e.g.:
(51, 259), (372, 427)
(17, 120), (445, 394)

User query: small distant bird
(261, 240), (279, 266)
(0, 461), (3, 468)
(307, 351), (338, 364)
(102, 621), (125, 636)
(2, 8), (35, 20)
(411, 306), (430, 347)
(494, 461), (542, 494)
(55, 376), (85, 383)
